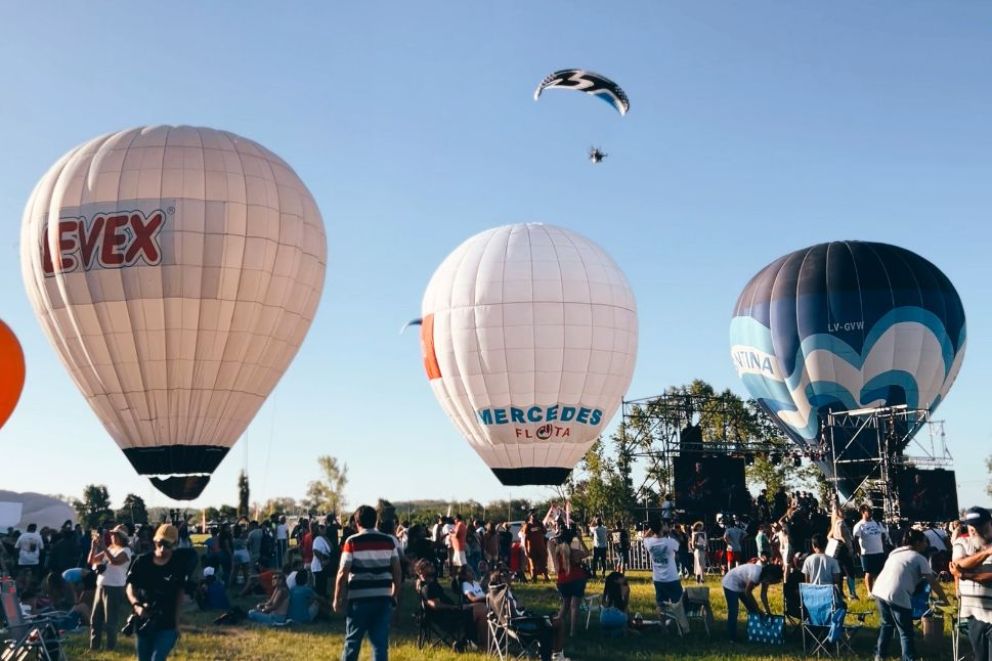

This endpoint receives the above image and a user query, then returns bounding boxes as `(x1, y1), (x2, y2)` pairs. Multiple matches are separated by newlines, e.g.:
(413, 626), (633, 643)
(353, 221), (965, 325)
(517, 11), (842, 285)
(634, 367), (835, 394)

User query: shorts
(234, 549), (251, 564)
(653, 580), (684, 605)
(452, 550), (468, 567)
(861, 553), (885, 575)
(557, 579), (587, 599)
(725, 549), (737, 565)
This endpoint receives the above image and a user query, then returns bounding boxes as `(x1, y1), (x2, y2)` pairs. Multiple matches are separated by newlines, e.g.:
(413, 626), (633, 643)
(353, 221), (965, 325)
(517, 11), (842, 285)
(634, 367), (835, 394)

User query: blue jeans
(248, 609), (286, 625)
(724, 588), (741, 641)
(342, 598), (392, 661)
(875, 598), (915, 661)
(135, 628), (178, 661)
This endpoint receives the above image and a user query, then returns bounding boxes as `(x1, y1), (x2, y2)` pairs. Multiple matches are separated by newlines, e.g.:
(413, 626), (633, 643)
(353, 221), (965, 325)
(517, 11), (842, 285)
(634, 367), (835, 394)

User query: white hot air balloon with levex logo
(418, 223), (637, 485)
(21, 126), (326, 500)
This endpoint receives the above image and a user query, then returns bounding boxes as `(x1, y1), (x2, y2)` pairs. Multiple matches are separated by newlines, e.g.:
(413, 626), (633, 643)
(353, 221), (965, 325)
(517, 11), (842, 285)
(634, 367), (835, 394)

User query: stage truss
(826, 404), (954, 522)
(621, 393), (789, 501)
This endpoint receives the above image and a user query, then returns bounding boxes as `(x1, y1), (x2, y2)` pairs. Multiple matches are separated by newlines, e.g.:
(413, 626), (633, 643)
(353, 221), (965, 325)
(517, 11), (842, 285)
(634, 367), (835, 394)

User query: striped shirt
(340, 529), (398, 602)
(953, 535), (992, 624)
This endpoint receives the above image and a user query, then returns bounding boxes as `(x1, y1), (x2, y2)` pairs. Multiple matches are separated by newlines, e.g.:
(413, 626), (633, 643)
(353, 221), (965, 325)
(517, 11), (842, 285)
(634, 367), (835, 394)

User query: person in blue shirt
(288, 569), (325, 624)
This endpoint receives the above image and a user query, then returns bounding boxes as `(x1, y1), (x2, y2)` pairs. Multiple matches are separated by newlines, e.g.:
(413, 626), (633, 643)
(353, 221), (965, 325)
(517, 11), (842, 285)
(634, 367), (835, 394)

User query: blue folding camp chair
(911, 582), (933, 621)
(799, 583), (865, 657)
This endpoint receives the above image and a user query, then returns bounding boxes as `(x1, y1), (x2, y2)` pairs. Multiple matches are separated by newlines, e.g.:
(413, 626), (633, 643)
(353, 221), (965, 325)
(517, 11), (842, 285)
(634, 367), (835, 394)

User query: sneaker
(552, 654), (572, 661)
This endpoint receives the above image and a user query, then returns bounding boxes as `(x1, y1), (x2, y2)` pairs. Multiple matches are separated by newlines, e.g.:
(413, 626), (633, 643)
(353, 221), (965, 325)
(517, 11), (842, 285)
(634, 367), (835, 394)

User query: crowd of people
(2, 491), (992, 661)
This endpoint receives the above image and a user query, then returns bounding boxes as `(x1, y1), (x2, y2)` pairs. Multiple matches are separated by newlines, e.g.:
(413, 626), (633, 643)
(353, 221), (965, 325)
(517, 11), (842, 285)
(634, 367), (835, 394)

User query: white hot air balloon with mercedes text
(21, 126), (326, 500)
(418, 223), (637, 485)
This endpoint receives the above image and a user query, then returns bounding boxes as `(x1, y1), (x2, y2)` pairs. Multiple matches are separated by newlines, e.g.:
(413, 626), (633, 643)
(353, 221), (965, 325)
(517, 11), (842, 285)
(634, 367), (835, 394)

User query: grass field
(64, 569), (960, 660)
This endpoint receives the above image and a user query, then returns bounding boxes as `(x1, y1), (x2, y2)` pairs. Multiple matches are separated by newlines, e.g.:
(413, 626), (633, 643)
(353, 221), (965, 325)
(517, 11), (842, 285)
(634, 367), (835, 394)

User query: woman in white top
(457, 565), (488, 646)
(87, 525), (133, 651)
(689, 522), (708, 584)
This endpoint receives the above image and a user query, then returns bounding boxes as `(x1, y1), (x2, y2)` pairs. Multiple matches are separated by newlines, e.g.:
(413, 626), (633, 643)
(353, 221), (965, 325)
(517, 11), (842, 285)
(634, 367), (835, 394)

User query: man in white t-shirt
(852, 504), (890, 593)
(589, 518), (609, 579)
(871, 529), (948, 661)
(276, 516), (289, 569)
(950, 506), (992, 660)
(14, 523), (44, 582)
(642, 520), (684, 606)
(311, 524), (333, 607)
(801, 533), (841, 588)
(721, 561), (783, 642)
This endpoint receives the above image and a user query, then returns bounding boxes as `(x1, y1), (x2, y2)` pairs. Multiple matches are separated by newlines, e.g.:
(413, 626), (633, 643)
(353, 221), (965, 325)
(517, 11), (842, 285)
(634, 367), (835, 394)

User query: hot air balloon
(21, 126), (326, 500)
(730, 241), (966, 498)
(419, 223), (638, 485)
(0, 320), (26, 430)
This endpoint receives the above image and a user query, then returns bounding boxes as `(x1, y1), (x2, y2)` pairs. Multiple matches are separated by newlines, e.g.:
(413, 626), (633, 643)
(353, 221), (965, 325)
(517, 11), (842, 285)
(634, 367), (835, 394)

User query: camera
(121, 611), (154, 636)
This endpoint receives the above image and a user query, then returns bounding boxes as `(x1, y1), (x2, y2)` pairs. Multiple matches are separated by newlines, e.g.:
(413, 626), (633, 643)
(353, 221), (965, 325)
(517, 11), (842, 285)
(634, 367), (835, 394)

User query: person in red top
(450, 514), (468, 569)
(301, 520), (315, 567)
(551, 526), (589, 638)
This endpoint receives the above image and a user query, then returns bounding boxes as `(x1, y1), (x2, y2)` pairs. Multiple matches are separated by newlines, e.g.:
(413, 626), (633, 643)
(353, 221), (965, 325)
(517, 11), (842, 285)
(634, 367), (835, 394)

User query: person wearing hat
(125, 524), (193, 661)
(87, 523), (133, 651)
(950, 506), (992, 659)
(193, 566), (230, 612)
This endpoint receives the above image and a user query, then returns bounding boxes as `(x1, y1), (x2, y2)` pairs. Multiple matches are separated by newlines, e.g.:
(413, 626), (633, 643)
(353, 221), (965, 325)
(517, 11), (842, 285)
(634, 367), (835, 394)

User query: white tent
(0, 491), (76, 531)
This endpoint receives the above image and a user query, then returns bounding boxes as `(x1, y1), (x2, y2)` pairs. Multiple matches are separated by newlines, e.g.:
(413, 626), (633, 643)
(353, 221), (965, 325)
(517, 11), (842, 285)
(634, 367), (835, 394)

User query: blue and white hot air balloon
(730, 241), (966, 498)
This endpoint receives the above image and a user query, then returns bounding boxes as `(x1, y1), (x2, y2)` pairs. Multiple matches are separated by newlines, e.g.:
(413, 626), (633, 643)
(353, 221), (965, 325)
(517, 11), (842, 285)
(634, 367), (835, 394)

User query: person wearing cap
(125, 524), (192, 661)
(950, 506), (992, 659)
(88, 524), (133, 651)
(194, 566), (230, 611)
(871, 528), (949, 661)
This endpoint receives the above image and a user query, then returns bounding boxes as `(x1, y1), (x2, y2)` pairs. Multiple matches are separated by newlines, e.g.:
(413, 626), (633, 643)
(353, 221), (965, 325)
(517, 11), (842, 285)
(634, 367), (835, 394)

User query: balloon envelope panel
(20, 126), (326, 499)
(0, 320), (26, 430)
(730, 241), (965, 497)
(421, 223), (637, 485)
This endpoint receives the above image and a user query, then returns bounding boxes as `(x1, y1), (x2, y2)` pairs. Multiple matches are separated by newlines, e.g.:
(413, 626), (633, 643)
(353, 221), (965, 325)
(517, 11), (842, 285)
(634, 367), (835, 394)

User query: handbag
(746, 612), (785, 645)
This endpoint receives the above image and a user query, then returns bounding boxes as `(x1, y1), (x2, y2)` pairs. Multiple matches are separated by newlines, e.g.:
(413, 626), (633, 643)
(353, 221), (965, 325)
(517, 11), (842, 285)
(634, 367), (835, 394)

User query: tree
(238, 470), (250, 519)
(73, 485), (114, 530)
(219, 505), (238, 521)
(259, 497), (299, 521)
(304, 455), (348, 516)
(986, 455), (992, 499)
(115, 494), (149, 527)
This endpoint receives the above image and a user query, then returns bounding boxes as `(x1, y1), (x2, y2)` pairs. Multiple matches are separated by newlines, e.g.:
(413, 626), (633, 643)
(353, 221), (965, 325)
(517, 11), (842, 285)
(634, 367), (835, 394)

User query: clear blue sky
(0, 3), (989, 514)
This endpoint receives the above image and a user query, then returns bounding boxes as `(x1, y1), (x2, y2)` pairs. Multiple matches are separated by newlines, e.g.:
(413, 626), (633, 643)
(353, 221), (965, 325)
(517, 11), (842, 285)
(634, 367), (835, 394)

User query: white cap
(202, 567), (215, 577)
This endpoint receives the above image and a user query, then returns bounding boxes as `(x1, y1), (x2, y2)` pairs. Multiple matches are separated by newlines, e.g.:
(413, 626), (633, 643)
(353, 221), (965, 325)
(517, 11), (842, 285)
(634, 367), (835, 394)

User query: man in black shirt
(125, 524), (195, 661)
(413, 559), (474, 649)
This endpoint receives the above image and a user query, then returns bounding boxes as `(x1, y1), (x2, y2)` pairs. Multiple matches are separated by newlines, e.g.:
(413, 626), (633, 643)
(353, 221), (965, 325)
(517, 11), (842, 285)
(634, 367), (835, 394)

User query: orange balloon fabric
(0, 320), (25, 429)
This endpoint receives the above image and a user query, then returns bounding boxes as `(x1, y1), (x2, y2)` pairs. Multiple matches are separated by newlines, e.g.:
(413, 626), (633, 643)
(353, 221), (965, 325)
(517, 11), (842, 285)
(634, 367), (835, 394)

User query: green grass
(65, 570), (959, 660)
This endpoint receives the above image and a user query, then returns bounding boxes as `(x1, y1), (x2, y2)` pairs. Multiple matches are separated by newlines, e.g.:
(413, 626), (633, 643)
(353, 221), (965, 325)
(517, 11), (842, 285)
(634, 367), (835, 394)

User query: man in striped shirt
(951, 506), (992, 660)
(334, 505), (401, 661)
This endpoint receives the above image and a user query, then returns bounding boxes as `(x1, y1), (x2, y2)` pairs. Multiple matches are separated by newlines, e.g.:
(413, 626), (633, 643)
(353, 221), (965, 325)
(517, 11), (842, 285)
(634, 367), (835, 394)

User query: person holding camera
(125, 524), (192, 661)
(88, 524), (133, 651)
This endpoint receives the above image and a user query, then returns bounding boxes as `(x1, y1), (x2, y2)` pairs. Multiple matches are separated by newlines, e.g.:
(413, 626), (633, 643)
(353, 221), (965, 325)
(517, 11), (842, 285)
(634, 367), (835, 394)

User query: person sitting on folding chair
(722, 561), (783, 642)
(802, 534), (843, 602)
(871, 528), (949, 661)
(486, 567), (569, 661)
(414, 559), (475, 651)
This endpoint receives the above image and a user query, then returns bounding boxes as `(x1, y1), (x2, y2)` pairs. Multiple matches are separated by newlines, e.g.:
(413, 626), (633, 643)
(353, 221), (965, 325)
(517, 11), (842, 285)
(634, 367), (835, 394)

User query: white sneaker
(552, 653), (572, 661)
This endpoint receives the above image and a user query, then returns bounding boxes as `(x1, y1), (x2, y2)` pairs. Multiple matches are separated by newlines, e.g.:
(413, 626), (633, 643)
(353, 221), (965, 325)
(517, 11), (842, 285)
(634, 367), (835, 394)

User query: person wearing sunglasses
(125, 524), (194, 661)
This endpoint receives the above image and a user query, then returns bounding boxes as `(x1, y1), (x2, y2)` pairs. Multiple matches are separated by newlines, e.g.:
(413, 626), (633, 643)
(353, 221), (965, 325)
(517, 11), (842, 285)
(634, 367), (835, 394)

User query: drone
(588, 147), (607, 164)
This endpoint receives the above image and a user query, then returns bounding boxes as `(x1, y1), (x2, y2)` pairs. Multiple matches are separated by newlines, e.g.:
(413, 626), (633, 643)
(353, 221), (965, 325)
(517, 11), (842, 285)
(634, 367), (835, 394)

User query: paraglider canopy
(533, 69), (630, 116)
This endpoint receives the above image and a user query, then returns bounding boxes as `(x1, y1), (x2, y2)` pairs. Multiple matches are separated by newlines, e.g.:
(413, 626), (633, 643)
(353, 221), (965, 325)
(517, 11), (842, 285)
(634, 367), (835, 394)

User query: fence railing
(603, 537), (759, 572)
